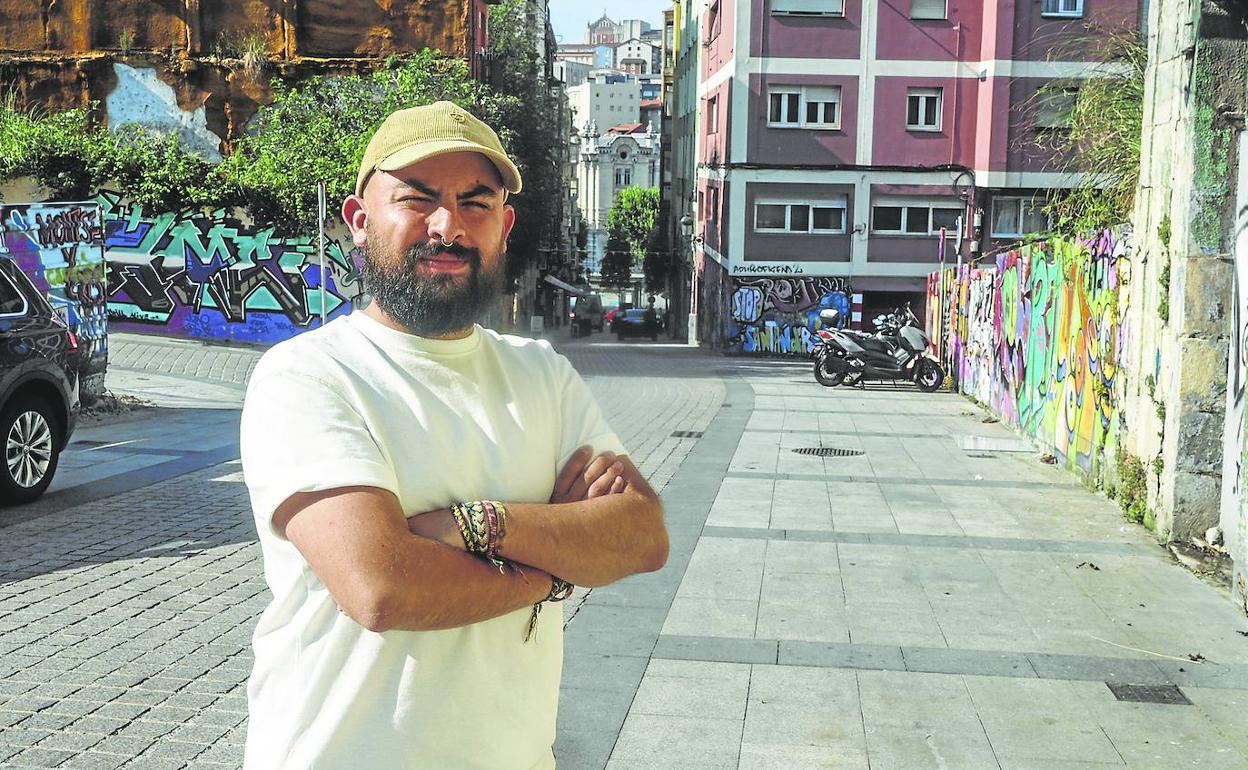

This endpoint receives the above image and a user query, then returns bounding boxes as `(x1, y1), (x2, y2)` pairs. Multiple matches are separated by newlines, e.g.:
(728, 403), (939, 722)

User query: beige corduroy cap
(354, 101), (523, 197)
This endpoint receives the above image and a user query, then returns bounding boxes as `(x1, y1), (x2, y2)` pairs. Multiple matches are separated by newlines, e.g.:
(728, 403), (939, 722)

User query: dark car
(615, 308), (659, 341)
(0, 258), (80, 504)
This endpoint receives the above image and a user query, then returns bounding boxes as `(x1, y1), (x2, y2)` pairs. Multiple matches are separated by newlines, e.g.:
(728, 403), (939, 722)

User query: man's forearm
(497, 488), (668, 587)
(405, 455), (669, 588)
(361, 538), (552, 633)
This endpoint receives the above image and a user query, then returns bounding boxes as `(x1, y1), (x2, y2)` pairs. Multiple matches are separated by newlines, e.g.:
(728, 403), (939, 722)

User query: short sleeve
(554, 353), (627, 467)
(240, 354), (399, 540)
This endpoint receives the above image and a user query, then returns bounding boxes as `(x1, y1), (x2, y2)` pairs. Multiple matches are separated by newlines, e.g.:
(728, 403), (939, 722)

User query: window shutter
(771, 0), (844, 17)
(910, 0), (946, 20)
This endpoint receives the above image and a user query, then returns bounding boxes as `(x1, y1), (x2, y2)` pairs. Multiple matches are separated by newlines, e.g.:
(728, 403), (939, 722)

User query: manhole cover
(792, 447), (864, 457)
(671, 431), (704, 439)
(1106, 683), (1191, 705)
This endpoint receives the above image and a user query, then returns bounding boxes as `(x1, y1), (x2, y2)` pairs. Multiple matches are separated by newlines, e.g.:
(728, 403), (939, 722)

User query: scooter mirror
(818, 309), (839, 324)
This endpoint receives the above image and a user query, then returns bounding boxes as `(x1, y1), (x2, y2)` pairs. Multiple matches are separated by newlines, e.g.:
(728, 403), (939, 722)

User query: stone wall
(1124, 0), (1245, 547)
(0, 0), (484, 145)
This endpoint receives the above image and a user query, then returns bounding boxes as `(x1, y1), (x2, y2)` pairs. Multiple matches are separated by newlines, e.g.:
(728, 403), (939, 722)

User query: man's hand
(550, 445), (627, 504)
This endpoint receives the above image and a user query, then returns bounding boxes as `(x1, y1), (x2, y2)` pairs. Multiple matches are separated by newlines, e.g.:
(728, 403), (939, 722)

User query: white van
(571, 294), (604, 335)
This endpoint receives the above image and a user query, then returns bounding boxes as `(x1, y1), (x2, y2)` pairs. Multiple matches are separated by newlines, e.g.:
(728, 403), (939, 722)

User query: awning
(543, 274), (588, 296)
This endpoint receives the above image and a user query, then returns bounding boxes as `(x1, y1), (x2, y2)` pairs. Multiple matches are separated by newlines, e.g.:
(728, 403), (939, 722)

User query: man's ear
(342, 195), (369, 248)
(501, 204), (517, 251)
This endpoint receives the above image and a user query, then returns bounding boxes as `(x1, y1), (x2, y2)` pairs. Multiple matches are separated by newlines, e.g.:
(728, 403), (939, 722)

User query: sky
(547, 0), (671, 45)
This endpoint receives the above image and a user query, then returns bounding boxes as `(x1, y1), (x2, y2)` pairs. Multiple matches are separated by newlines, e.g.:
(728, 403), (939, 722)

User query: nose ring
(441, 238), (454, 248)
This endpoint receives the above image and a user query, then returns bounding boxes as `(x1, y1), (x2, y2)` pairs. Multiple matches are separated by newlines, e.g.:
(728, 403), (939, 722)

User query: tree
(599, 227), (633, 290)
(227, 50), (510, 232)
(488, 0), (566, 281)
(607, 186), (661, 261)
(642, 223), (668, 294)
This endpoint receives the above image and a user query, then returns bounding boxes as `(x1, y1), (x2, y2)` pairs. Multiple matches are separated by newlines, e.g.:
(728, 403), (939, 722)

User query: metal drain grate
(671, 431), (704, 439)
(792, 447), (864, 457)
(1106, 683), (1192, 705)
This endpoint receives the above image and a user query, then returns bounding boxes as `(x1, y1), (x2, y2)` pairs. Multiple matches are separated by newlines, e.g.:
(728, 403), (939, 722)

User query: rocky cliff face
(0, 0), (482, 144)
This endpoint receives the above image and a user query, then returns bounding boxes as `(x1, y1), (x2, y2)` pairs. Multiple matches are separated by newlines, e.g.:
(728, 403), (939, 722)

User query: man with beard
(239, 102), (668, 769)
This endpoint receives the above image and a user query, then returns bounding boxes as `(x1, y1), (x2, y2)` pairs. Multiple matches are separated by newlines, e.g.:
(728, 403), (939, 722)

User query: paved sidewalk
(597, 358), (1248, 770)
(1, 330), (1247, 769)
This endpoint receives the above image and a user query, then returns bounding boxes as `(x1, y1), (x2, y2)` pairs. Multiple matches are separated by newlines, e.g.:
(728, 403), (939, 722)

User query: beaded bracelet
(524, 577), (576, 642)
(448, 500), (508, 570)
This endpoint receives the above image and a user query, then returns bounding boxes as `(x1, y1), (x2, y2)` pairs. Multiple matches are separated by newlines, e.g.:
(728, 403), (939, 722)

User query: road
(1, 330), (1246, 769)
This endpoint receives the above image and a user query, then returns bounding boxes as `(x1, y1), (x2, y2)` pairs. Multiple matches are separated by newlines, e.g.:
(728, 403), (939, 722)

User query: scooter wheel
(915, 359), (944, 392)
(814, 358), (845, 387)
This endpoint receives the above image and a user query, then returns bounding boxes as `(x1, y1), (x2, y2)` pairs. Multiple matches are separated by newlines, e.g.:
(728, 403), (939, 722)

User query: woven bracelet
(449, 500), (510, 573)
(524, 576), (575, 642)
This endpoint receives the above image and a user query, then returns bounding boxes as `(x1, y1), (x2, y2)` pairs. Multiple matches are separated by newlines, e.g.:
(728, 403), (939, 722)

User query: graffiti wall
(0, 202), (109, 392)
(99, 191), (364, 344)
(927, 231), (1128, 480)
(726, 276), (852, 355)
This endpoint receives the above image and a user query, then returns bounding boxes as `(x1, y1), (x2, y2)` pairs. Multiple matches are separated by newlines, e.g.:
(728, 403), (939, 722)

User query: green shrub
(1115, 452), (1149, 524)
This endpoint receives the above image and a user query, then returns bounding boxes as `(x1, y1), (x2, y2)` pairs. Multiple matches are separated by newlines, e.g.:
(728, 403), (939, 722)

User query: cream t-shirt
(239, 311), (625, 770)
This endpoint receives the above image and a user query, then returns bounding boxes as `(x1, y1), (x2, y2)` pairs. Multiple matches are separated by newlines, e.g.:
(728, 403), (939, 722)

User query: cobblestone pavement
(0, 330), (724, 769)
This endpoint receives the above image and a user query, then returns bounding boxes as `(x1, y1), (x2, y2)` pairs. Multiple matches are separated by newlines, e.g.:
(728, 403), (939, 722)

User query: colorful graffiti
(726, 276), (851, 355)
(0, 202), (109, 394)
(99, 191), (364, 343)
(927, 231), (1128, 479)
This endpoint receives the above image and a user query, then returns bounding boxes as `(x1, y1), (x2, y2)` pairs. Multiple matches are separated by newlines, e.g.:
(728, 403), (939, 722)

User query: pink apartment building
(691, 0), (1139, 353)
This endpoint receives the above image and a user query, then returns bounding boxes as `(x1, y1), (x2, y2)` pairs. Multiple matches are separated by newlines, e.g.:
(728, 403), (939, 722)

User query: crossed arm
(276, 447), (668, 633)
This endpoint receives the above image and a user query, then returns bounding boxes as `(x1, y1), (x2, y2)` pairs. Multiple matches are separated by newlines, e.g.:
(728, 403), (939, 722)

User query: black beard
(359, 239), (504, 337)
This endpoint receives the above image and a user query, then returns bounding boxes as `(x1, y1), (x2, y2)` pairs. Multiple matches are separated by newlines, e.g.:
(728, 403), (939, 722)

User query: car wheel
(0, 395), (61, 505)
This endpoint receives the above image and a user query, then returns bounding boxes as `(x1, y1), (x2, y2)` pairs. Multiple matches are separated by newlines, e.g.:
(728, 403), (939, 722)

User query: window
(910, 0), (947, 19)
(708, 1), (722, 40)
(767, 85), (841, 129)
(906, 88), (942, 131)
(707, 96), (719, 133)
(615, 168), (632, 187)
(1042, 0), (1083, 17)
(0, 272), (27, 316)
(768, 89), (801, 126)
(805, 86), (840, 127)
(707, 186), (720, 235)
(872, 202), (962, 235)
(1034, 86), (1078, 131)
(991, 197), (1051, 237)
(755, 199), (848, 234)
(771, 0), (845, 16)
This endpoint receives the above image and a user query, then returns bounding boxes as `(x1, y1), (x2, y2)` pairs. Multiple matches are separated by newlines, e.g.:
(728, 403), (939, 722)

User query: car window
(0, 271), (27, 316)
(624, 309), (646, 319)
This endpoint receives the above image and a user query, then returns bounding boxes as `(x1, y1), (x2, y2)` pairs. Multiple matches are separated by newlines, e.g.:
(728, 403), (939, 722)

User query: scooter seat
(855, 336), (893, 353)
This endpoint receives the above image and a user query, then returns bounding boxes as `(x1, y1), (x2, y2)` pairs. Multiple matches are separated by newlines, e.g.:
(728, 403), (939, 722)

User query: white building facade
(566, 76), (642, 136)
(573, 123), (661, 273)
(615, 37), (661, 74)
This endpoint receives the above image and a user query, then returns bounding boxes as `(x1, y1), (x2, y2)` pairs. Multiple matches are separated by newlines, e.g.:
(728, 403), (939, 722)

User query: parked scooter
(812, 305), (945, 392)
